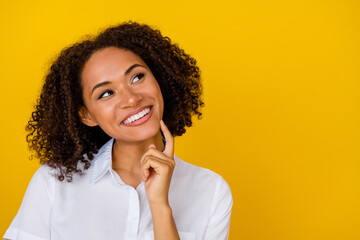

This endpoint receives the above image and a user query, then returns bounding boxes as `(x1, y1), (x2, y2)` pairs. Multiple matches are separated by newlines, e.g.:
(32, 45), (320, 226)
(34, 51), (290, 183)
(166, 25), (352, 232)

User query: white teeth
(123, 107), (151, 124)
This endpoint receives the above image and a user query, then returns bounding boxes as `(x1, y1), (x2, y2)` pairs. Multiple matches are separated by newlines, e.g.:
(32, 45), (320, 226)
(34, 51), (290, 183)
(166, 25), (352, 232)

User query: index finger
(160, 120), (174, 158)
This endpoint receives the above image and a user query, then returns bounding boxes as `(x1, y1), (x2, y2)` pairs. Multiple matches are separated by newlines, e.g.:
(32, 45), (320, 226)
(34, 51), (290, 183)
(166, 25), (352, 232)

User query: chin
(117, 121), (161, 143)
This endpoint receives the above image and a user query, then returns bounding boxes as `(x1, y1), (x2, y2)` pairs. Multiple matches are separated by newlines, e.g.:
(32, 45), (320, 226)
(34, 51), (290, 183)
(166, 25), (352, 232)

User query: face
(79, 47), (164, 143)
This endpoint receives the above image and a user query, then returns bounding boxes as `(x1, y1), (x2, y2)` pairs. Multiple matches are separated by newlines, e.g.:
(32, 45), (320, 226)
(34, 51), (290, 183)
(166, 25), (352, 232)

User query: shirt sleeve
(3, 166), (54, 240)
(203, 176), (233, 240)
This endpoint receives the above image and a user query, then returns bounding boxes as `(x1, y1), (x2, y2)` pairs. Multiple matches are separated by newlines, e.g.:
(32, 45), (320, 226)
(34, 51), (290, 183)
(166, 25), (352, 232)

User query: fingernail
(149, 144), (156, 149)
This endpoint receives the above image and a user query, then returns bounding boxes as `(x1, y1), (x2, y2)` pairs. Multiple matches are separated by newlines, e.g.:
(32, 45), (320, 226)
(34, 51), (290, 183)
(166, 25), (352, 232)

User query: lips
(121, 106), (152, 125)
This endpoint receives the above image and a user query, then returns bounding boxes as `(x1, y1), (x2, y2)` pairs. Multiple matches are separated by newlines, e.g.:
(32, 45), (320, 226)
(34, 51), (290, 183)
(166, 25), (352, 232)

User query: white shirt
(4, 139), (233, 240)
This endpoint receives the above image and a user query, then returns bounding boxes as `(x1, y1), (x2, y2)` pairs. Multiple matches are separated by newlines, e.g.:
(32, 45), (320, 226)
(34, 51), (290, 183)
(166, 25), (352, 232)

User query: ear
(78, 106), (98, 127)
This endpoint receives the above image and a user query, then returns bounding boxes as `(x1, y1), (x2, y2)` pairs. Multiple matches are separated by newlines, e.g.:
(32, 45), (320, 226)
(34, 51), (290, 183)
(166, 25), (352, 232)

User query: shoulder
(28, 164), (54, 184)
(3, 165), (55, 240)
(171, 155), (233, 225)
(174, 155), (225, 180)
(173, 155), (232, 197)
(25, 164), (56, 202)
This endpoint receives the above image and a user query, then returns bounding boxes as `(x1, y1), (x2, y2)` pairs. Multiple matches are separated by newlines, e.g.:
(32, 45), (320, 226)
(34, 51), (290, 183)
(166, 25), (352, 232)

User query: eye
(98, 90), (113, 99)
(132, 73), (144, 84)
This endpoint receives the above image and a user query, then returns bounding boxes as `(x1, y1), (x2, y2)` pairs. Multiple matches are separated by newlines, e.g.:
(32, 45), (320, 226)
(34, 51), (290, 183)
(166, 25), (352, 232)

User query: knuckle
(144, 150), (153, 156)
(148, 148), (156, 154)
(167, 162), (175, 170)
(142, 156), (152, 166)
(141, 156), (149, 164)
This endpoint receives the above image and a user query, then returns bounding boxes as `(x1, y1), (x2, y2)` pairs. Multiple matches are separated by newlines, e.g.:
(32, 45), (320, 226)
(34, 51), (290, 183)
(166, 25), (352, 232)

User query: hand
(140, 120), (175, 207)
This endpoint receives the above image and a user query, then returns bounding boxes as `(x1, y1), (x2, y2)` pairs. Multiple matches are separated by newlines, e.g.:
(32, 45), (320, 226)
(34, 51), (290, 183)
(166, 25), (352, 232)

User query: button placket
(124, 187), (140, 240)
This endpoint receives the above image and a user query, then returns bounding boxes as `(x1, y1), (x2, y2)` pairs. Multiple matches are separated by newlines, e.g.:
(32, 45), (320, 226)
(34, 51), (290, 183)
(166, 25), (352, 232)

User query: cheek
(159, 93), (164, 115)
(90, 103), (116, 124)
(145, 79), (164, 103)
(154, 86), (164, 113)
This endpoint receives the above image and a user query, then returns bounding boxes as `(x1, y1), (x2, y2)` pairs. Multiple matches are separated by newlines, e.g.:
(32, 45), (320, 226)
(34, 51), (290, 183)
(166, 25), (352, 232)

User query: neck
(111, 131), (164, 172)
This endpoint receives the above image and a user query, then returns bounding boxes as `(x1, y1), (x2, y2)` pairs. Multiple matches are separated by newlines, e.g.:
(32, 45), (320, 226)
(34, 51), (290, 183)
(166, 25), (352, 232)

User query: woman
(4, 22), (232, 240)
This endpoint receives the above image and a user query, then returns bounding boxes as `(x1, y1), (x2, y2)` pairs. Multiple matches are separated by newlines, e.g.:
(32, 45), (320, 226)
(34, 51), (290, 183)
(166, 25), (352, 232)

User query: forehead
(81, 47), (146, 85)
(87, 47), (144, 65)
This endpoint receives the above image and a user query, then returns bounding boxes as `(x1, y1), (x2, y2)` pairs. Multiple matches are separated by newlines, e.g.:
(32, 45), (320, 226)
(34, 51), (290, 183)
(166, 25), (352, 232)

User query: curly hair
(26, 21), (203, 181)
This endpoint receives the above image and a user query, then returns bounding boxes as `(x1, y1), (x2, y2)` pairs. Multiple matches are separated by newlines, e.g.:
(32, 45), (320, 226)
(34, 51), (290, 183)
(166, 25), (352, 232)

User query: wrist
(150, 203), (180, 240)
(148, 195), (170, 209)
(150, 202), (173, 217)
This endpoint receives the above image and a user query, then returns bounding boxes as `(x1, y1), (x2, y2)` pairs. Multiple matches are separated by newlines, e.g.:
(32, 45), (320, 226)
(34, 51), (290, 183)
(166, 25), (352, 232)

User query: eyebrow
(90, 63), (146, 95)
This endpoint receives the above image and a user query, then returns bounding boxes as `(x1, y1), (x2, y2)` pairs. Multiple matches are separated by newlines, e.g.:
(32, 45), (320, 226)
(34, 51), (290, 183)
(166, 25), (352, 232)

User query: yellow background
(0, 0), (359, 239)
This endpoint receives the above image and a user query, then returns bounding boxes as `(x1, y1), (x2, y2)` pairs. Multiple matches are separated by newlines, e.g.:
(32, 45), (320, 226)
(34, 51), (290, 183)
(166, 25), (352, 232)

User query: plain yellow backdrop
(1, 0), (359, 239)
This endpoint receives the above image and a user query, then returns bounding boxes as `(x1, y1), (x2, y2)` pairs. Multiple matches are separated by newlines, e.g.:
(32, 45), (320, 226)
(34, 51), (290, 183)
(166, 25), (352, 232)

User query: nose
(117, 87), (142, 108)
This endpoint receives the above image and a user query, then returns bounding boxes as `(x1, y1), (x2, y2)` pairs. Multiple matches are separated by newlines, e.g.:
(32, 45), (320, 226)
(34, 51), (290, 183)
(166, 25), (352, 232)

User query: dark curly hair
(26, 21), (203, 181)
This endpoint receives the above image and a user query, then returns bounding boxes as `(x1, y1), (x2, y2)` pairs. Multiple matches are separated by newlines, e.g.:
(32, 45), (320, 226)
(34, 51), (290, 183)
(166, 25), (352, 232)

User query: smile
(121, 106), (153, 126)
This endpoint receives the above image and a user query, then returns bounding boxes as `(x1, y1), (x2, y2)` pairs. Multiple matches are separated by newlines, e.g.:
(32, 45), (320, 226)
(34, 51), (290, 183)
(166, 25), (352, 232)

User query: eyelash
(98, 90), (114, 99)
(132, 73), (144, 83)
(97, 73), (145, 100)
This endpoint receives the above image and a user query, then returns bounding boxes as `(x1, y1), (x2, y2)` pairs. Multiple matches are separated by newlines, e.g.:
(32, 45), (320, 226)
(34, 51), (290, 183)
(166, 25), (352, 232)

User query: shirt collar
(90, 138), (172, 184)
(92, 138), (114, 184)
